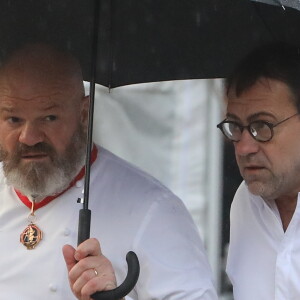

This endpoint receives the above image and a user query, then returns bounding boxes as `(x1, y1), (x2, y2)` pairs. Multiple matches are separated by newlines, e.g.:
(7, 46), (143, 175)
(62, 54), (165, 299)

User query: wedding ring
(93, 268), (98, 277)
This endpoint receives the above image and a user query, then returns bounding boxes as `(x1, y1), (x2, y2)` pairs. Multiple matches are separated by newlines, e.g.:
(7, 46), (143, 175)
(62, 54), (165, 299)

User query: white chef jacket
(226, 181), (300, 300)
(0, 146), (217, 300)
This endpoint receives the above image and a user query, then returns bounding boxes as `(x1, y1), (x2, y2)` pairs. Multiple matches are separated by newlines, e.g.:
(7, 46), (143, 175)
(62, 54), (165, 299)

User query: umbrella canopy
(1, 0), (300, 88)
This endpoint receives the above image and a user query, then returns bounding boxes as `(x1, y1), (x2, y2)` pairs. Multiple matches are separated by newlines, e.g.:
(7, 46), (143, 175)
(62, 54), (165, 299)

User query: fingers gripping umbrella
(1, 0), (300, 298)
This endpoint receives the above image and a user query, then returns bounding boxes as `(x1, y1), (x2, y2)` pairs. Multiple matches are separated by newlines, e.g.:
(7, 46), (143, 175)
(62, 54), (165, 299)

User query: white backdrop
(88, 79), (225, 292)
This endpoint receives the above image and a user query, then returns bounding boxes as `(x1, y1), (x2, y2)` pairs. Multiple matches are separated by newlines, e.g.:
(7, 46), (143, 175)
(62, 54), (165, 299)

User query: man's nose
(18, 123), (44, 146)
(234, 129), (260, 156)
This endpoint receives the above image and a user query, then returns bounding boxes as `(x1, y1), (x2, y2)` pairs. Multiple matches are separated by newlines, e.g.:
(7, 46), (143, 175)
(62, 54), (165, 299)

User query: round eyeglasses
(217, 113), (299, 142)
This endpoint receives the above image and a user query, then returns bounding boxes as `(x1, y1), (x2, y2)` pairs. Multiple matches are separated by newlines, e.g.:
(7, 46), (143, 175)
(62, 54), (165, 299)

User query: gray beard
(1, 125), (86, 200)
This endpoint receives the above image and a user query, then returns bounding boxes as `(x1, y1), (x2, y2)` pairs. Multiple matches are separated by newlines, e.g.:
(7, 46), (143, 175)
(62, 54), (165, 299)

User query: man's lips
(245, 165), (264, 169)
(243, 165), (266, 173)
(21, 153), (49, 160)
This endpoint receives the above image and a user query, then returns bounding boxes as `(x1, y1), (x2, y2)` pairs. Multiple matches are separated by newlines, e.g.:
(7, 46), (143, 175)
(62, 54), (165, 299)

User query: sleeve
(131, 191), (218, 300)
(226, 181), (249, 287)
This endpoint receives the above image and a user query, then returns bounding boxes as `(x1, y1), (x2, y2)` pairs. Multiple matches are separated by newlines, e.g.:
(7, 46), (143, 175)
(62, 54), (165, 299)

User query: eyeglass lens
(223, 121), (272, 142)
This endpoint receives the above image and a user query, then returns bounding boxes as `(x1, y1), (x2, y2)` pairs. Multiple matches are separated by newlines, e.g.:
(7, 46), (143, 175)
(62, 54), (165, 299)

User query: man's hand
(62, 238), (117, 300)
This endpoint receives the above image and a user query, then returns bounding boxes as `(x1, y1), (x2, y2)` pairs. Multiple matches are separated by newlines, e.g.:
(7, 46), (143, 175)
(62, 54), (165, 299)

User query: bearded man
(0, 43), (218, 300)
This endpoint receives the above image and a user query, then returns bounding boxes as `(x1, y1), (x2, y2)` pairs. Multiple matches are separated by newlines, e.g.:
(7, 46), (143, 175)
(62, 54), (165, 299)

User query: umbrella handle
(91, 251), (140, 300)
(77, 208), (91, 245)
(77, 209), (140, 300)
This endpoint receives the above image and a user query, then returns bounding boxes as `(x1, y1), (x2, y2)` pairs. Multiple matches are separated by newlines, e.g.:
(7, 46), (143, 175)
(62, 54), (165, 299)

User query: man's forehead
(0, 73), (80, 102)
(0, 95), (64, 107)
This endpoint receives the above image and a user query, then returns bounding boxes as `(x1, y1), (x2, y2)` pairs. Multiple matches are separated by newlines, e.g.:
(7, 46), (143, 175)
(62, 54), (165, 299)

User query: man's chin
(7, 170), (68, 198)
(19, 158), (50, 166)
(245, 180), (265, 196)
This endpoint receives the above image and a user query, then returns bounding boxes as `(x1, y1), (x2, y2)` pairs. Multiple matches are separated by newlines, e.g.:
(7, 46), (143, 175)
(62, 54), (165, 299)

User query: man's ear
(80, 95), (90, 127)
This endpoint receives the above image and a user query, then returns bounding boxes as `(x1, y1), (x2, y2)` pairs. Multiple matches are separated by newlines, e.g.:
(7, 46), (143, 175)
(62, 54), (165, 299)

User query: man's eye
(253, 121), (269, 129)
(45, 115), (57, 121)
(8, 117), (20, 123)
(228, 122), (241, 132)
(251, 121), (272, 133)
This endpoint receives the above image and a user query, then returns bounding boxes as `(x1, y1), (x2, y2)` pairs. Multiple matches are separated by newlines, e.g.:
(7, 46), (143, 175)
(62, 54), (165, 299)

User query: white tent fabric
(89, 79), (224, 289)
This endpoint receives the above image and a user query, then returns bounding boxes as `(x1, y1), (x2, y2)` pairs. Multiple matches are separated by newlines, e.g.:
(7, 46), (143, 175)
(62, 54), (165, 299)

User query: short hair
(226, 42), (300, 111)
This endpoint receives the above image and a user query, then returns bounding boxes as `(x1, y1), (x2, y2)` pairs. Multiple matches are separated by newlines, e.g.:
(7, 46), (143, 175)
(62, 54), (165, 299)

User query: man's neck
(275, 196), (298, 232)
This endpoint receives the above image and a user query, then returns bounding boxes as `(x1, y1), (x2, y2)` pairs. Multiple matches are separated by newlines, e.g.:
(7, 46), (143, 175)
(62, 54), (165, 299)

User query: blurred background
(88, 78), (243, 299)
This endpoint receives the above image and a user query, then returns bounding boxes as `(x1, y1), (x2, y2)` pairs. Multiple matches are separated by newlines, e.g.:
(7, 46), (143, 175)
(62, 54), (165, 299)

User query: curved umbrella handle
(78, 209), (140, 300)
(91, 251), (140, 300)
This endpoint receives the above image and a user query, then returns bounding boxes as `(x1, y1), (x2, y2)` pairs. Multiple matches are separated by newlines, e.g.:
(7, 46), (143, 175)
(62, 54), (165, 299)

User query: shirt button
(49, 283), (57, 292)
(76, 180), (83, 188)
(64, 228), (71, 236)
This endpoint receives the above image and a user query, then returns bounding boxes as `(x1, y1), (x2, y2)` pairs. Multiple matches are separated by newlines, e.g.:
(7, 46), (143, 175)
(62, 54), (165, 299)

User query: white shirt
(226, 181), (300, 300)
(0, 146), (217, 299)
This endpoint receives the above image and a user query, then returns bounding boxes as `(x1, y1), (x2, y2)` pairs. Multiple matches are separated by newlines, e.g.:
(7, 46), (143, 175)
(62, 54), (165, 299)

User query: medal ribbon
(16, 145), (98, 210)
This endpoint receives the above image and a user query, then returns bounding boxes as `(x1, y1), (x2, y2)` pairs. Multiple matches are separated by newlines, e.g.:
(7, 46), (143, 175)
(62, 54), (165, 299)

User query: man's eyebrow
(225, 113), (239, 121)
(44, 103), (60, 111)
(0, 106), (15, 113)
(0, 103), (61, 113)
(247, 112), (276, 123)
(226, 112), (276, 123)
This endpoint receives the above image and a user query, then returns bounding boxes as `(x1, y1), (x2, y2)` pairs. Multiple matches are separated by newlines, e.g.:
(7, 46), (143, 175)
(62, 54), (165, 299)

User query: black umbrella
(1, 0), (300, 299)
(2, 0), (300, 87)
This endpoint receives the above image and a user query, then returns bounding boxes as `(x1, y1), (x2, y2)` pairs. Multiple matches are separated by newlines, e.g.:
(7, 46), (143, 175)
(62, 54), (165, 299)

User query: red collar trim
(15, 145), (98, 210)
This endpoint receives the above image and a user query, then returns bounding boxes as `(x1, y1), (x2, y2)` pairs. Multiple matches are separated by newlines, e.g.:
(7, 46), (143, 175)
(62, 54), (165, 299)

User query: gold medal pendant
(20, 223), (43, 250)
(20, 197), (43, 250)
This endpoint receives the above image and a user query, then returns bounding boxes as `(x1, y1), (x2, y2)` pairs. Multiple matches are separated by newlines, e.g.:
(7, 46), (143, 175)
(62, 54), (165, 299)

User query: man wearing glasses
(217, 42), (300, 300)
